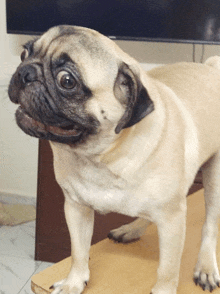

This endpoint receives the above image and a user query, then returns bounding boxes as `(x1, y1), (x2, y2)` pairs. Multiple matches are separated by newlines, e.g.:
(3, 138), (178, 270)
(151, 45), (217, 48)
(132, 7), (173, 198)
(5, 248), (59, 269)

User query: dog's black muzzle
(8, 64), (98, 144)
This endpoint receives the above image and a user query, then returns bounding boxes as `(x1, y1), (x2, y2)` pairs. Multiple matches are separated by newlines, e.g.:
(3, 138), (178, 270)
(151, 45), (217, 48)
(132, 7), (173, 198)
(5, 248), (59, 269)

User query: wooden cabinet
(35, 140), (203, 263)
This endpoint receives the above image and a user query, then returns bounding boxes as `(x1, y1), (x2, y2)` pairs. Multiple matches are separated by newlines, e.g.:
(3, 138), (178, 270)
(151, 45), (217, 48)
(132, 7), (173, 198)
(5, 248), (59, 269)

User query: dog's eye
(57, 71), (76, 90)
(20, 49), (29, 62)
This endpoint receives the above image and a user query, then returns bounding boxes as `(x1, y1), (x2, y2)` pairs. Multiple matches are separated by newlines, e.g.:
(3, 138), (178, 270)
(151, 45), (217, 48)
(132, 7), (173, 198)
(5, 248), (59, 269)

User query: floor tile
(0, 255), (41, 294)
(0, 221), (35, 260)
(0, 221), (54, 294)
(18, 261), (54, 294)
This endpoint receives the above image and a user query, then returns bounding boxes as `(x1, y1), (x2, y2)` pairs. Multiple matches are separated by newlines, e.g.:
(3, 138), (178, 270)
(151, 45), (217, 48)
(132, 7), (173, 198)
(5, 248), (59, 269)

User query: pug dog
(8, 25), (220, 294)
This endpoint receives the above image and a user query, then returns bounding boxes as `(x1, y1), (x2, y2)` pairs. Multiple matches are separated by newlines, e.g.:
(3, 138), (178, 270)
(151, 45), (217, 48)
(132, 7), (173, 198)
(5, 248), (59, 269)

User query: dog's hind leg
(194, 151), (220, 292)
(108, 218), (151, 243)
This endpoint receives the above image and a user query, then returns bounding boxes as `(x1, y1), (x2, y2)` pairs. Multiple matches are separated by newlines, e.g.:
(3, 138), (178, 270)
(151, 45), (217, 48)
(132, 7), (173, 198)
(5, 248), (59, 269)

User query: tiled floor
(0, 221), (54, 294)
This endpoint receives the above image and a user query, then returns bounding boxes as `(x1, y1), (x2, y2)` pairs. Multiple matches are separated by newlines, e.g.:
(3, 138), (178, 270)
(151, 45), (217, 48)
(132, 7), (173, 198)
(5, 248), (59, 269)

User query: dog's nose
(18, 65), (37, 86)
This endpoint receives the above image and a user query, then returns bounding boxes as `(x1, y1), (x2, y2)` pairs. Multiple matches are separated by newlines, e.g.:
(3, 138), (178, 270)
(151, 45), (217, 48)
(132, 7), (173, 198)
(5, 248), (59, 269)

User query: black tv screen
(6, 0), (220, 44)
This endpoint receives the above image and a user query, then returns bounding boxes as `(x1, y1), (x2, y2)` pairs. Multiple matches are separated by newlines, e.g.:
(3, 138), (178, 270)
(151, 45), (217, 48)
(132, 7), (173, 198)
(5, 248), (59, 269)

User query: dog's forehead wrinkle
(35, 25), (131, 66)
(52, 52), (73, 67)
(34, 30), (67, 58)
(36, 28), (119, 79)
(77, 35), (112, 60)
(49, 29), (115, 65)
(36, 26), (60, 46)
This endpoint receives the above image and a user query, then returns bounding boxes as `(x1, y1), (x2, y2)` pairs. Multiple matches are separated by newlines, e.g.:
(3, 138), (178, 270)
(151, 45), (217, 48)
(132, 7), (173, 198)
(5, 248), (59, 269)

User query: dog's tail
(205, 56), (220, 70)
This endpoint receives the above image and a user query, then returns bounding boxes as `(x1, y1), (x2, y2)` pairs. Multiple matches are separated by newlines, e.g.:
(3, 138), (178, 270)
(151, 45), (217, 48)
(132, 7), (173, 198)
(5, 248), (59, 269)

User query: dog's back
(148, 59), (220, 166)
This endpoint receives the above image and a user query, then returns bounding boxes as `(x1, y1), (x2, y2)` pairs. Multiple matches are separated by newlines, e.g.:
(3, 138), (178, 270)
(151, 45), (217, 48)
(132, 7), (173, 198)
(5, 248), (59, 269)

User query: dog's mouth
(16, 106), (84, 142)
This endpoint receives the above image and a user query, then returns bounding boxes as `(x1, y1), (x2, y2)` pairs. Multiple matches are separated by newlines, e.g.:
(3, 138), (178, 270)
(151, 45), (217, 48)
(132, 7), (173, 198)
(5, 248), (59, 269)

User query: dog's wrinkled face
(8, 25), (154, 147)
(8, 27), (104, 145)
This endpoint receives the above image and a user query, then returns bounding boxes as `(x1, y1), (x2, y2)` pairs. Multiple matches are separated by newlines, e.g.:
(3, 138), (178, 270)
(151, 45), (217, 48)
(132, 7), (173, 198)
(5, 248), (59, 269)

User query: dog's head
(8, 25), (154, 147)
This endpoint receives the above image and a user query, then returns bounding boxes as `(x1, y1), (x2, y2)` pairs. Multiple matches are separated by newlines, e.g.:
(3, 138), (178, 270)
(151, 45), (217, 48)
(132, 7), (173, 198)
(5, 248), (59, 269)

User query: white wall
(0, 1), (220, 199)
(0, 1), (38, 199)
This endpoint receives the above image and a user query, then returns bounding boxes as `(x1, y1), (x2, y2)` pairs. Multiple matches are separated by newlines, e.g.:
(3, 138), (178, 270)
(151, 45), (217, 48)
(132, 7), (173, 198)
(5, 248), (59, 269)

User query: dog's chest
(53, 149), (131, 214)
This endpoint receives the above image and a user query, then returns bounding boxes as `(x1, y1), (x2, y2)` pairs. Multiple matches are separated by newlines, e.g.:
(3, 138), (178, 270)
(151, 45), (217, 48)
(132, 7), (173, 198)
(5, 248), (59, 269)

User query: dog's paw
(50, 269), (89, 294)
(193, 271), (220, 292)
(108, 227), (140, 243)
(50, 279), (88, 294)
(108, 222), (148, 243)
(194, 253), (220, 292)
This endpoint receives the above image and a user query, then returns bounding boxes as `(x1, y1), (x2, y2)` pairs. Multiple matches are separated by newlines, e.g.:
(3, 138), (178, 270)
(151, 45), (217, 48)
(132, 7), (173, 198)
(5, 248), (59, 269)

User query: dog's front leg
(151, 200), (187, 294)
(51, 199), (94, 294)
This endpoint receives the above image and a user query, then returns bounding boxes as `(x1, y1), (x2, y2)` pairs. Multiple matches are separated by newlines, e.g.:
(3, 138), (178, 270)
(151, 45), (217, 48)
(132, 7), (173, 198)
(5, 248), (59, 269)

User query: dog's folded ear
(114, 62), (154, 134)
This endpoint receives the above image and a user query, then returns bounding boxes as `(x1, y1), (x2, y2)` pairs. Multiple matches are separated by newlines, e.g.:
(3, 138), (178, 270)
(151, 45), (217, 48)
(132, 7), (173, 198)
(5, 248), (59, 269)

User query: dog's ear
(114, 62), (154, 134)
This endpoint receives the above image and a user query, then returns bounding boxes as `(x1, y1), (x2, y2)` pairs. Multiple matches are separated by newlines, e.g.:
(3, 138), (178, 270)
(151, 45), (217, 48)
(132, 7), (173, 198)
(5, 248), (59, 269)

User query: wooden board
(32, 189), (220, 294)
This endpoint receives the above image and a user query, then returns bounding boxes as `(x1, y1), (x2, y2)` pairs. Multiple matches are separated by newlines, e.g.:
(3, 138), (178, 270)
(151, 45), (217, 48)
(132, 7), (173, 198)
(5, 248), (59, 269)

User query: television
(6, 0), (220, 44)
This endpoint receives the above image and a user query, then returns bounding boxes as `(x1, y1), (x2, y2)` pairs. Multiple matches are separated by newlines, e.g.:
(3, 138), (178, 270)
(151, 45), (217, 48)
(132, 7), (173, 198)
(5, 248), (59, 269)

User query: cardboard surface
(31, 189), (220, 293)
